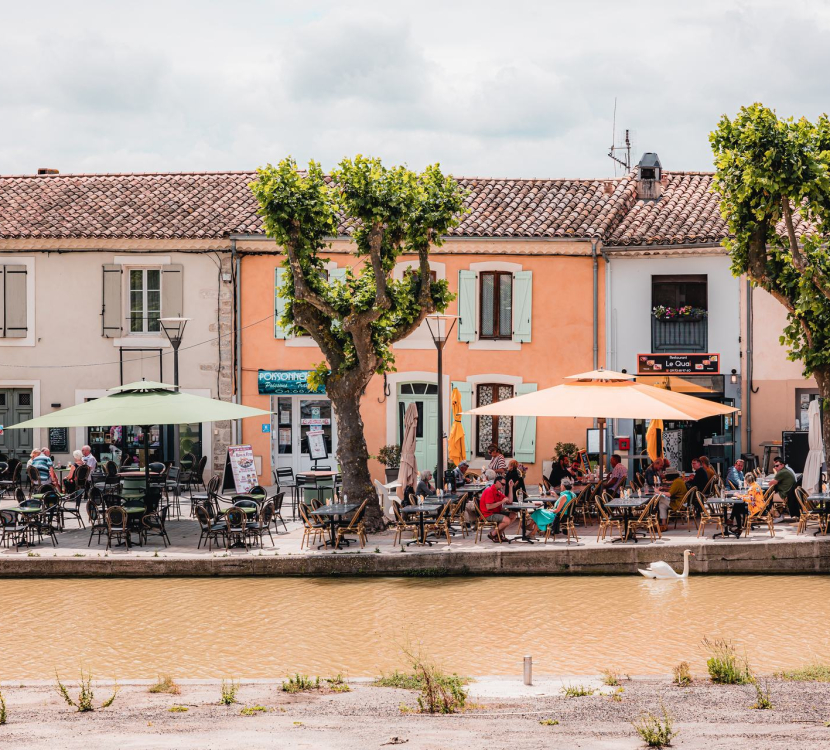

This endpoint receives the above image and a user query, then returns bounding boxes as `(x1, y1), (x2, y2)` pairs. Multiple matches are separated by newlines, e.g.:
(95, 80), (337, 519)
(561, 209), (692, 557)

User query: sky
(2, 0), (829, 179)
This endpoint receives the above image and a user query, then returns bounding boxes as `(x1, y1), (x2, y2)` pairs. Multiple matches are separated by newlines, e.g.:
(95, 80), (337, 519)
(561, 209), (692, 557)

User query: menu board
(306, 430), (328, 461)
(222, 444), (257, 494)
(49, 427), (69, 454)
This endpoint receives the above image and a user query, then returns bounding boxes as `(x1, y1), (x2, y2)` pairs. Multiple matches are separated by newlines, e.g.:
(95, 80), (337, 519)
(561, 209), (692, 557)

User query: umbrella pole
(143, 425), (150, 502)
(598, 417), (606, 486)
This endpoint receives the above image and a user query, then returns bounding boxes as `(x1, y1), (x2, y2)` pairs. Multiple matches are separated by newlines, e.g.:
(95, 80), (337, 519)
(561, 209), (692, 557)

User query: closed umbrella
(7, 380), (272, 492)
(802, 399), (824, 495)
(448, 387), (466, 467)
(397, 403), (419, 501)
(646, 419), (664, 462)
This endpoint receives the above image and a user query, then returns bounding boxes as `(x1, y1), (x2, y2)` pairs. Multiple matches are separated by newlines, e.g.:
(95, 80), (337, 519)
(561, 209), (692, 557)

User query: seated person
(769, 457), (799, 517)
(415, 470), (434, 499)
(30, 449), (54, 485)
(452, 461), (469, 486)
(658, 475), (689, 531)
(505, 459), (527, 497)
(479, 475), (515, 541)
(687, 458), (709, 493)
(487, 444), (507, 474)
(699, 455), (716, 481)
(62, 450), (85, 493)
(726, 459), (745, 489)
(531, 478), (575, 537)
(482, 469), (497, 486)
(548, 455), (577, 491)
(603, 454), (628, 496)
(644, 458), (665, 491)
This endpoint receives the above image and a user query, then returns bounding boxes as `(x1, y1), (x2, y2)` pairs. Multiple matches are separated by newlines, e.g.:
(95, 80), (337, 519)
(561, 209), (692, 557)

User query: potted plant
(376, 444), (402, 483)
(652, 305), (707, 322)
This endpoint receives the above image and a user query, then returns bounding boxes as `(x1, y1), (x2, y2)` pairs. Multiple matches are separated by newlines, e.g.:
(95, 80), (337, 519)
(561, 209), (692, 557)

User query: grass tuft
(374, 670), (424, 690)
(539, 718), (559, 725)
(281, 674), (320, 693)
(672, 662), (692, 687)
(403, 646), (467, 714)
(561, 684), (595, 697)
(602, 669), (620, 686)
(0, 690), (6, 725)
(240, 705), (268, 716)
(325, 674), (351, 693)
(632, 703), (678, 747)
(168, 705), (188, 713)
(702, 637), (752, 684)
(610, 687), (625, 702)
(776, 663), (830, 682)
(55, 670), (118, 712)
(749, 678), (773, 710)
(149, 675), (180, 695)
(220, 679), (239, 705)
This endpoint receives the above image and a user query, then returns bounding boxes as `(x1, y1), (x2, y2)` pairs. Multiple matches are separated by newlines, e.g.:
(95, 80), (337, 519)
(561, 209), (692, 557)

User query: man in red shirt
(479, 475), (516, 542)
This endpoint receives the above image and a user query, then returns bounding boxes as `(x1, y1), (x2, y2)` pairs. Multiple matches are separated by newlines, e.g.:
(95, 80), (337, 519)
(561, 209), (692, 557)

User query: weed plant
(325, 674), (351, 693)
(602, 669), (620, 686)
(539, 718), (559, 725)
(281, 674), (320, 693)
(149, 675), (180, 695)
(55, 670), (118, 712)
(169, 705), (188, 713)
(610, 687), (625, 702)
(701, 637), (751, 684)
(403, 647), (467, 714)
(220, 679), (239, 705)
(632, 703), (678, 747)
(672, 662), (692, 686)
(749, 678), (773, 710)
(561, 684), (595, 697)
(0, 690), (6, 725)
(776, 663), (830, 682)
(240, 705), (268, 716)
(374, 671), (424, 690)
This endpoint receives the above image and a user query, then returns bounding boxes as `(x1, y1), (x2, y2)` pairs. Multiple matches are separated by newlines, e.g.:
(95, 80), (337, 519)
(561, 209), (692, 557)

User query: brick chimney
(37, 168), (59, 175)
(635, 153), (662, 200)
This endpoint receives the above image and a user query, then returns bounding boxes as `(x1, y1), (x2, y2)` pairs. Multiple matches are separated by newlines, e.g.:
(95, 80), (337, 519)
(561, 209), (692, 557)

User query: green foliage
(55, 670), (118, 712)
(539, 718), (559, 725)
(776, 662), (830, 682)
(252, 156), (466, 385)
(149, 674), (180, 695)
(240, 705), (268, 716)
(220, 679), (239, 705)
(373, 670), (425, 690)
(710, 104), (830, 380)
(281, 674), (320, 693)
(750, 677), (773, 709)
(561, 684), (595, 697)
(376, 444), (402, 467)
(602, 669), (621, 686)
(702, 637), (752, 684)
(632, 703), (678, 747)
(169, 705), (188, 713)
(672, 662), (693, 687)
(0, 690), (6, 725)
(554, 442), (579, 459)
(324, 674), (351, 693)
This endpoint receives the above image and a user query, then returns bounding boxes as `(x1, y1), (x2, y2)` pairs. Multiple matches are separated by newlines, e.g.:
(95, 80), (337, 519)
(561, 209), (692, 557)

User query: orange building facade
(237, 237), (605, 486)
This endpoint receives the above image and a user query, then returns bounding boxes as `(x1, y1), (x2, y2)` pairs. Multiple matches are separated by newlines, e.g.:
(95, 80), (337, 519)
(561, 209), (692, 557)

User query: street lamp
(160, 317), (191, 466)
(424, 314), (458, 490)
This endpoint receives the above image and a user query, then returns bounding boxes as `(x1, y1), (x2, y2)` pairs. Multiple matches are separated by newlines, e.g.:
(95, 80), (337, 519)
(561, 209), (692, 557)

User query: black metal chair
(272, 491), (287, 533)
(195, 505), (226, 550)
(224, 507), (249, 551)
(142, 505), (171, 547)
(247, 502), (275, 547)
(274, 467), (298, 518)
(0, 509), (27, 548)
(86, 499), (107, 546)
(105, 506), (131, 550)
(0, 462), (22, 498)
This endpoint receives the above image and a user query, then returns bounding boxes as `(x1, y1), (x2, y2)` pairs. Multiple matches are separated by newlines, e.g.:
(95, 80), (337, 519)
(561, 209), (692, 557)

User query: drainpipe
(591, 237), (600, 370)
(232, 240), (242, 446)
(745, 279), (754, 458)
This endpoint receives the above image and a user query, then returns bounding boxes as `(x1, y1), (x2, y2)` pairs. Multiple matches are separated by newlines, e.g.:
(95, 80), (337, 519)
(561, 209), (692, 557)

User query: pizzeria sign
(637, 353), (720, 374)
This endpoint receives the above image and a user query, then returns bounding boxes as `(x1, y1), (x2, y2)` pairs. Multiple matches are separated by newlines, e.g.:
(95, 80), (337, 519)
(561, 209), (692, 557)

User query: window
(652, 274), (707, 310)
(476, 384), (514, 456)
(129, 269), (161, 333)
(479, 272), (513, 339)
(0, 264), (28, 339)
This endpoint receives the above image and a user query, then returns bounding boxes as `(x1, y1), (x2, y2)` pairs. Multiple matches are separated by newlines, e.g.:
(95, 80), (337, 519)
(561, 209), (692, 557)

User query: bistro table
(310, 503), (358, 550)
(604, 497), (650, 543)
(6, 505), (42, 547)
(400, 503), (442, 545)
(709, 496), (746, 539)
(505, 502), (541, 543)
(807, 493), (830, 536)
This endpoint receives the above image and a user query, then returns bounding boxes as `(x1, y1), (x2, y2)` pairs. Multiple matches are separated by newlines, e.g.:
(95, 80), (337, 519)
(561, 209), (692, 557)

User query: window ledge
(286, 337), (321, 348)
(112, 336), (171, 349)
(468, 339), (521, 352)
(393, 339), (435, 350)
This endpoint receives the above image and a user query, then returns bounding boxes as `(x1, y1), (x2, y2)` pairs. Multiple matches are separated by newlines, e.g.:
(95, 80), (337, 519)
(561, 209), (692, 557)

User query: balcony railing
(651, 316), (708, 352)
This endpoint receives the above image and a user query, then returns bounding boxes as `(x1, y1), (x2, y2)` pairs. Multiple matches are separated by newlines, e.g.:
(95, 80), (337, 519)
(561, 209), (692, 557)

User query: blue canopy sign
(258, 370), (326, 395)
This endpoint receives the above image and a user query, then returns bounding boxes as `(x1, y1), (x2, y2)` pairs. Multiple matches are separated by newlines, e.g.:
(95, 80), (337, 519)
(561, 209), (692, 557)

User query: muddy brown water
(2, 575), (828, 679)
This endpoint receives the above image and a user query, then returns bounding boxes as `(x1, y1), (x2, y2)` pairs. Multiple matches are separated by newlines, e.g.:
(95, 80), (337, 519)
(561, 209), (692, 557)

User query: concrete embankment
(0, 537), (828, 577)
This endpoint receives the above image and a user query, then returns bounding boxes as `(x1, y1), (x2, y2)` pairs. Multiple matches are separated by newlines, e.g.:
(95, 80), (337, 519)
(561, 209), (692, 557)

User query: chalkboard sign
(49, 427), (69, 454)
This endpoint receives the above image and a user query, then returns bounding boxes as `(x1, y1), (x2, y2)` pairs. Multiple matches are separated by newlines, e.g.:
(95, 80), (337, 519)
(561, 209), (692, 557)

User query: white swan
(638, 550), (695, 579)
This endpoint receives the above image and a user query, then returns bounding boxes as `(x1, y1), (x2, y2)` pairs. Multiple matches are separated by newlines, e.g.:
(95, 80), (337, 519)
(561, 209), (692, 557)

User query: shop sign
(257, 370), (325, 395)
(637, 353), (720, 374)
(300, 418), (331, 426)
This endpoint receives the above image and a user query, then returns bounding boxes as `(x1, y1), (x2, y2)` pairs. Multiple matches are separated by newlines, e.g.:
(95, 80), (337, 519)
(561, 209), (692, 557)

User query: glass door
(298, 397), (334, 473)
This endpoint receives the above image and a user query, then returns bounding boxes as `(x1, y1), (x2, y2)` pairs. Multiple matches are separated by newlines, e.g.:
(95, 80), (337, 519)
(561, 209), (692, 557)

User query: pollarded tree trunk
(327, 375), (385, 532)
(811, 366), (830, 475)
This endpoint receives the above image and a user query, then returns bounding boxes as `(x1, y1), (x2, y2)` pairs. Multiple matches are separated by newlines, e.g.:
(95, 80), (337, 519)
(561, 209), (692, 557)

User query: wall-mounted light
(730, 368), (738, 385)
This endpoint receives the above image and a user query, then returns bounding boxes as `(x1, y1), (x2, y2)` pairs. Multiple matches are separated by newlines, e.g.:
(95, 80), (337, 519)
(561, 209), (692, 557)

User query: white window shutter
(0, 266), (5, 337)
(514, 382), (537, 463)
(102, 264), (123, 338)
(161, 264), (184, 318)
(329, 267), (347, 284)
(451, 381), (474, 461)
(512, 270), (532, 343)
(274, 268), (288, 339)
(457, 270), (477, 342)
(3, 265), (27, 338)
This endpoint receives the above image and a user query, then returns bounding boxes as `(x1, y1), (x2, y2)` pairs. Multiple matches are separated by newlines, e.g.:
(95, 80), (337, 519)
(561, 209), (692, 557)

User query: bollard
(523, 655), (532, 686)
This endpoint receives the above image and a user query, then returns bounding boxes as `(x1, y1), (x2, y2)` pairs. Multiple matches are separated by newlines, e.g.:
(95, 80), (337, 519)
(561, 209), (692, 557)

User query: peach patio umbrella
(397, 402), (419, 501)
(467, 368), (736, 480)
(448, 387), (466, 467)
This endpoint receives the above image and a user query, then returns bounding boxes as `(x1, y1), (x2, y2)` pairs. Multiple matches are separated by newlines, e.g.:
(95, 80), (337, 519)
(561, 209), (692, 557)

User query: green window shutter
(161, 264), (184, 318)
(4, 265), (27, 338)
(514, 382), (537, 463)
(457, 270), (477, 342)
(274, 268), (288, 339)
(451, 380), (473, 462)
(329, 267), (347, 284)
(102, 264), (123, 338)
(512, 270), (532, 343)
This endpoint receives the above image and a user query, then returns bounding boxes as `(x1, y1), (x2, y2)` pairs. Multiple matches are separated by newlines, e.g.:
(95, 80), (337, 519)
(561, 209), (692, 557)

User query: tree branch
(284, 224), (340, 320)
(782, 197), (830, 303)
(369, 223), (390, 311)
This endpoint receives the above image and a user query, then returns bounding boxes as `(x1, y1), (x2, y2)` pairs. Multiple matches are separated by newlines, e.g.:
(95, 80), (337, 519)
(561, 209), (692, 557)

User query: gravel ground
(0, 677), (828, 749)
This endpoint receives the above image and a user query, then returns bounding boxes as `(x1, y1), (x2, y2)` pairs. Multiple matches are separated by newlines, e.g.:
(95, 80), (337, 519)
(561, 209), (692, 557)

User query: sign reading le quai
(637, 353), (720, 374)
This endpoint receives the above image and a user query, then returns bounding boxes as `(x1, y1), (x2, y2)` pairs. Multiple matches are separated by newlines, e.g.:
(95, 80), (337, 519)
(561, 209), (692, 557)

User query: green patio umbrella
(6, 380), (271, 492)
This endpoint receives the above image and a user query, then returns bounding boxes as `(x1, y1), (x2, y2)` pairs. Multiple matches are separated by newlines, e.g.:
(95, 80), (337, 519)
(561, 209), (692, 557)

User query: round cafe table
(603, 497), (650, 543)
(400, 503), (442, 546)
(504, 502), (541, 543)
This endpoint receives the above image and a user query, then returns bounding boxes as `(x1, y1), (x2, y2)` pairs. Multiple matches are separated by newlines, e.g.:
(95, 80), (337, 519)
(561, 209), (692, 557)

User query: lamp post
(424, 314), (458, 490)
(159, 317), (191, 466)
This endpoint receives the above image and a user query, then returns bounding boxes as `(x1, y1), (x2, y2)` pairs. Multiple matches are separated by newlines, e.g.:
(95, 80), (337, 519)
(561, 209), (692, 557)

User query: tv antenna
(608, 98), (631, 175)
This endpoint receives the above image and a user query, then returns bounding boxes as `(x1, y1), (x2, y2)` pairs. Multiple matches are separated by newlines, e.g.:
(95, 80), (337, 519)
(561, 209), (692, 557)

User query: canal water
(2, 575), (828, 679)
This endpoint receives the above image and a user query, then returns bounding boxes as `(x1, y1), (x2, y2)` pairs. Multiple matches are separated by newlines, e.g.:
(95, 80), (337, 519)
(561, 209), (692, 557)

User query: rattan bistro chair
(105, 506), (131, 550)
(298, 502), (326, 549)
(142, 505), (171, 547)
(224, 507), (249, 551)
(668, 487), (697, 531)
(473, 502), (503, 543)
(796, 488), (824, 535)
(422, 501), (451, 546)
(335, 499), (369, 549)
(195, 505), (226, 551)
(595, 496), (623, 542)
(246, 502), (276, 548)
(391, 501), (418, 546)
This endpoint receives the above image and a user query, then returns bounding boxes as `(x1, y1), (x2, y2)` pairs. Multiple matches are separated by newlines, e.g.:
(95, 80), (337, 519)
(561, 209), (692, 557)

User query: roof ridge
(0, 170), (258, 179)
